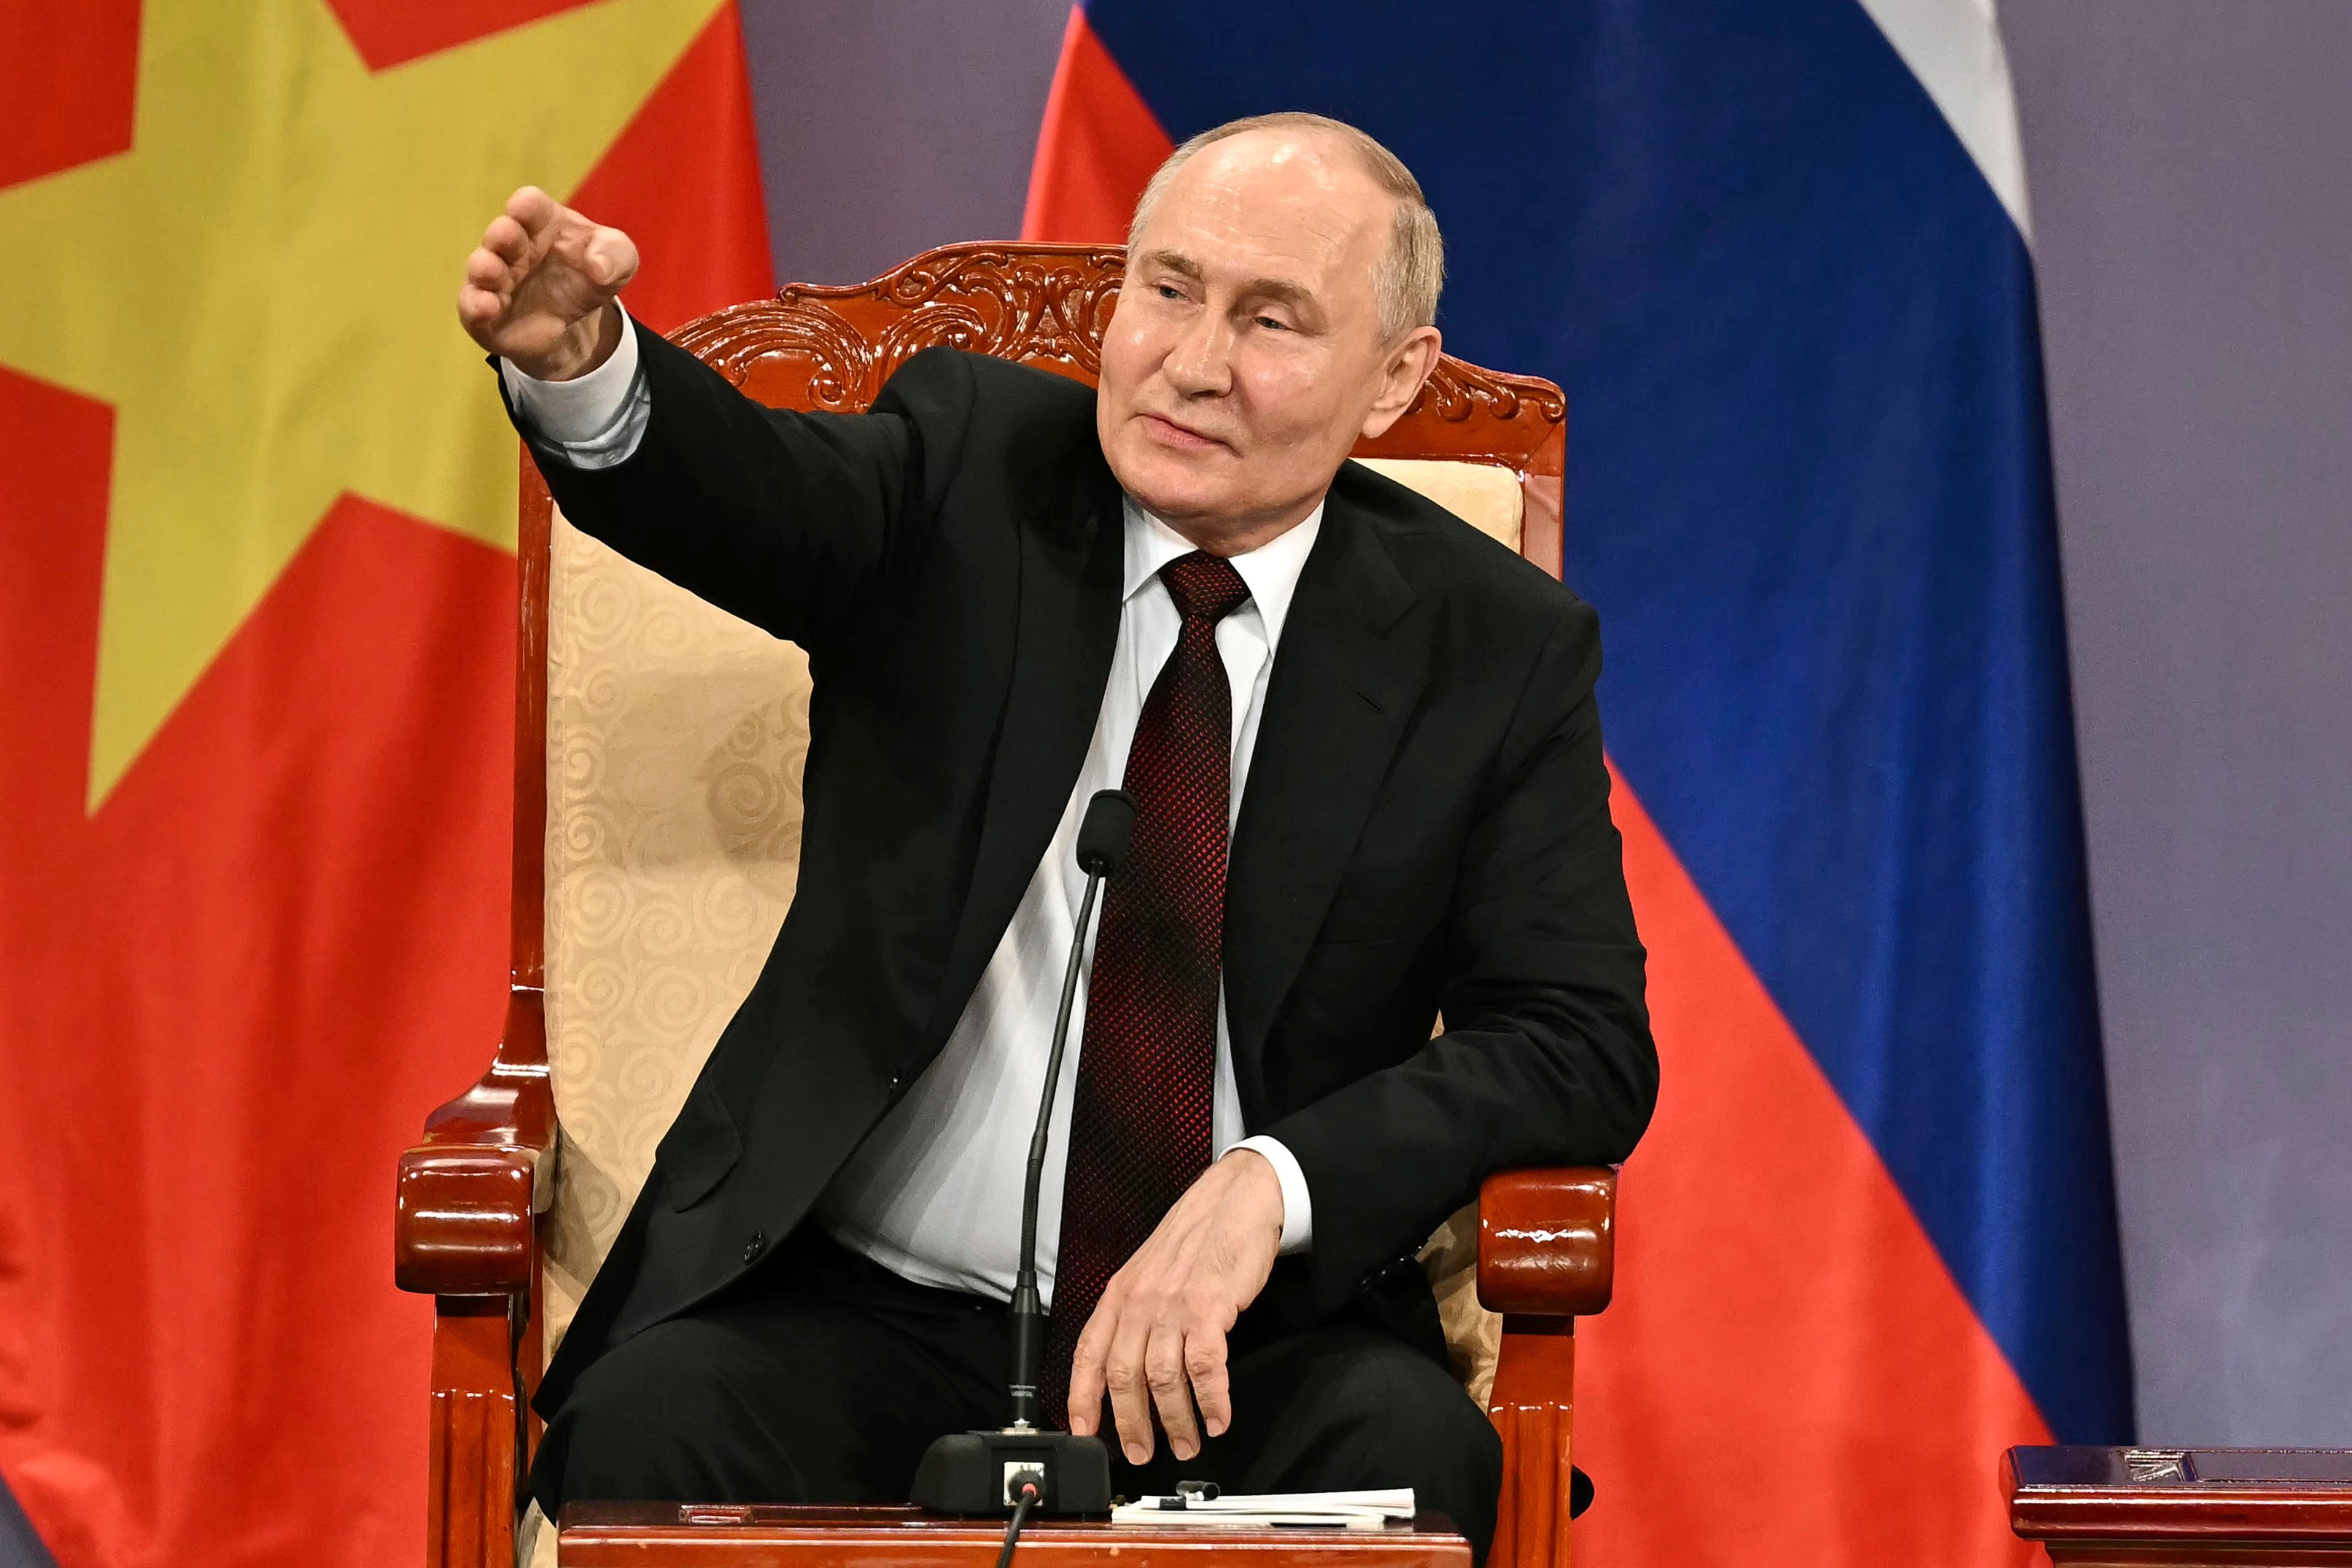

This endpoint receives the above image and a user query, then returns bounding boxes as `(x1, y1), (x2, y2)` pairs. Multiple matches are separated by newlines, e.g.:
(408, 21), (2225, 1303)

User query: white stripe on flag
(1852, 0), (2033, 240)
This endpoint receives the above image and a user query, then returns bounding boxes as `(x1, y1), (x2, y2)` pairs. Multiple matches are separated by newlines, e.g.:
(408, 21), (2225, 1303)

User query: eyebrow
(1138, 249), (1317, 311)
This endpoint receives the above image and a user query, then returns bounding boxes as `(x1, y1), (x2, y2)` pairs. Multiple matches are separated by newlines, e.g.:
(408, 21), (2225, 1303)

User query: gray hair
(1126, 111), (1445, 341)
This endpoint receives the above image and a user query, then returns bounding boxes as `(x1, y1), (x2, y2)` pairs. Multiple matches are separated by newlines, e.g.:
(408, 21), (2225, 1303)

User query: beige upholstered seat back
(538, 463), (1523, 1389)
(1354, 458), (1525, 554)
(537, 513), (809, 1346)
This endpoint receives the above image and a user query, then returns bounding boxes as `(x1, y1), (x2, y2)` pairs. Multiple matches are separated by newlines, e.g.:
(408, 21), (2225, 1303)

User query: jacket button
(742, 1230), (766, 1265)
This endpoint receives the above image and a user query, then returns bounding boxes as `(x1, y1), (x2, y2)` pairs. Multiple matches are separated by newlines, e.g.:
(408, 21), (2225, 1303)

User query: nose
(1163, 307), (1234, 399)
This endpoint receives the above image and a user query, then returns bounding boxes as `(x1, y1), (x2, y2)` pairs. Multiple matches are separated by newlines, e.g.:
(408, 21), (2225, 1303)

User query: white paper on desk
(1110, 1488), (1414, 1529)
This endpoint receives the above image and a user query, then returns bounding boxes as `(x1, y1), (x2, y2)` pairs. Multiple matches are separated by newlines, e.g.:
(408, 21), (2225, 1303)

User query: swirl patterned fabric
(540, 514), (812, 1348)
(537, 458), (1522, 1401)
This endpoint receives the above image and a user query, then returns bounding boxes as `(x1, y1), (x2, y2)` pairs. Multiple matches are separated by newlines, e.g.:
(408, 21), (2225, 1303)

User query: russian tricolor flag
(1024, 4), (2133, 1559)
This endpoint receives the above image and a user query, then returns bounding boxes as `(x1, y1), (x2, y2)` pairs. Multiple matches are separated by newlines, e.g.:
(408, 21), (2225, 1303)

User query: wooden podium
(2005, 1447), (2352, 1565)
(558, 1505), (1472, 1568)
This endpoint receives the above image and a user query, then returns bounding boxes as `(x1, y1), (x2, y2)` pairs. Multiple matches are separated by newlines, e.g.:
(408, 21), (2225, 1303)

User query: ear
(1359, 325), (1443, 441)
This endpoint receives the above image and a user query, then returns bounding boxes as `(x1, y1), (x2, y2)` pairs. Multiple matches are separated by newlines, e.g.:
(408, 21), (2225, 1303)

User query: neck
(1154, 493), (1327, 557)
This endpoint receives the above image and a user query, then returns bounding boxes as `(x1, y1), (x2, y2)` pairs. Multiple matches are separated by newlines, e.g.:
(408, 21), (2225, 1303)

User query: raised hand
(456, 185), (640, 382)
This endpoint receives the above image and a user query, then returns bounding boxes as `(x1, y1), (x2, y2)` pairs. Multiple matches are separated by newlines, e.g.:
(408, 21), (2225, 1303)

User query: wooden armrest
(1476, 1166), (1615, 1318)
(395, 989), (556, 1297)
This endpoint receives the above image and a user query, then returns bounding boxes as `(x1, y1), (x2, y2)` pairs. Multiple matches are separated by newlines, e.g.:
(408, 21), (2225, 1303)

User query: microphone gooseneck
(909, 791), (1128, 1515)
(1007, 788), (1136, 1430)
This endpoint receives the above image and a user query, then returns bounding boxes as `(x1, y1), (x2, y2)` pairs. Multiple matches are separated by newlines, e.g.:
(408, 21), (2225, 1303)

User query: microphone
(1008, 787), (1134, 1428)
(1074, 788), (1138, 880)
(910, 788), (1133, 1518)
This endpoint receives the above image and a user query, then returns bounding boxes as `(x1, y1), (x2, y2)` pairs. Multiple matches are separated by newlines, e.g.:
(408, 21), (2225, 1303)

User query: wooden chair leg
(1487, 1318), (1577, 1568)
(427, 1297), (529, 1568)
(1478, 1169), (1614, 1568)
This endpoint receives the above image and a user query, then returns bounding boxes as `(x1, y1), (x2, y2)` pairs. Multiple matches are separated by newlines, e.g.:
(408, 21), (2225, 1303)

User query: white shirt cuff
(1230, 1135), (1312, 1254)
(498, 302), (649, 469)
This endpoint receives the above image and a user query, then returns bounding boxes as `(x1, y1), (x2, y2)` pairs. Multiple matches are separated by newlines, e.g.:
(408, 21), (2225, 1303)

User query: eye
(1254, 314), (1289, 332)
(1156, 282), (1186, 300)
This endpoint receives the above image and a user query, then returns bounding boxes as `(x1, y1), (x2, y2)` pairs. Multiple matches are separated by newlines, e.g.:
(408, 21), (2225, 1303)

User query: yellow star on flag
(0, 0), (723, 804)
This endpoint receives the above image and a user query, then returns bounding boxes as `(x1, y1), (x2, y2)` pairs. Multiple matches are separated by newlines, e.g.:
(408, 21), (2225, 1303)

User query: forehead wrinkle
(1172, 134), (1383, 240)
(1138, 133), (1392, 327)
(1214, 125), (1359, 196)
(1195, 157), (1364, 233)
(1157, 185), (1369, 281)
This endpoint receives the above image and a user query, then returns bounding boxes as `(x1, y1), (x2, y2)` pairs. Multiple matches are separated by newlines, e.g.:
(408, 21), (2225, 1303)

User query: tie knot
(1160, 553), (1251, 624)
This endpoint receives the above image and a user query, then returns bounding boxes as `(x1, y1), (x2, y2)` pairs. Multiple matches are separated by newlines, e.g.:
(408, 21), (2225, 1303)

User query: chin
(1107, 440), (1231, 524)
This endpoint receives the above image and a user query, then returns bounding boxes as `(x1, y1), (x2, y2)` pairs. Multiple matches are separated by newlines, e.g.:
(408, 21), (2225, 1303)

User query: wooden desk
(558, 1505), (1472, 1568)
(2004, 1446), (2352, 1566)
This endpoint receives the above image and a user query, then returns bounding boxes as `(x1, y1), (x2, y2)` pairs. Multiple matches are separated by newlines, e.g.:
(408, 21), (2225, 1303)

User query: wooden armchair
(393, 244), (1620, 1568)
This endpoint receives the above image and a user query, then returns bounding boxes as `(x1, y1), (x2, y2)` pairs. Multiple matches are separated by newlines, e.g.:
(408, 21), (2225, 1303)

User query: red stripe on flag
(1020, 5), (1171, 244)
(326, 0), (606, 71)
(569, 1), (774, 331)
(0, 0), (137, 192)
(1577, 769), (2050, 1564)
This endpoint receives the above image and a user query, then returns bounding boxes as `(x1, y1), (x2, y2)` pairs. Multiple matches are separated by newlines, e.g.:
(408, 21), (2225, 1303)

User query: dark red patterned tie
(1043, 551), (1252, 1429)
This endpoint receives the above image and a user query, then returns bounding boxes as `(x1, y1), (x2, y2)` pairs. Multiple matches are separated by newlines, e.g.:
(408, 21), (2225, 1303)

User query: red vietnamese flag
(0, 4), (769, 1566)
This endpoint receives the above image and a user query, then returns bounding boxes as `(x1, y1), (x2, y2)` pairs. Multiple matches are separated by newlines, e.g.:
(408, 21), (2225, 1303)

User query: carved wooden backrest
(669, 244), (1565, 570)
(516, 244), (1569, 1395)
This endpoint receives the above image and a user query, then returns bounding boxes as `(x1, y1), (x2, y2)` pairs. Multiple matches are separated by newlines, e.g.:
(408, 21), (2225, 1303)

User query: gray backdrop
(736, 0), (2352, 1445)
(2006, 0), (2352, 1443)
(741, 0), (1069, 286)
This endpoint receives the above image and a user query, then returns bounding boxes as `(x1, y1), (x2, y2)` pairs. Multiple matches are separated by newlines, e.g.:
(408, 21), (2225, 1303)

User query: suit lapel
(1223, 497), (1427, 1115)
(923, 456), (1128, 1051)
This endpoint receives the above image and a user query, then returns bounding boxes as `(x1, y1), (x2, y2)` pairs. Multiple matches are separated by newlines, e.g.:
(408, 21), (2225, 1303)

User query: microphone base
(909, 1429), (1112, 1517)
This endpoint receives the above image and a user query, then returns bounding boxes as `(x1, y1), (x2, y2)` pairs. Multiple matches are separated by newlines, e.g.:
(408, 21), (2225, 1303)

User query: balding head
(1097, 113), (1447, 553)
(1129, 113), (1445, 341)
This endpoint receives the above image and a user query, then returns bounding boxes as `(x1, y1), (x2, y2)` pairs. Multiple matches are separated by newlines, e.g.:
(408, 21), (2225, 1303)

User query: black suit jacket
(516, 322), (1656, 1416)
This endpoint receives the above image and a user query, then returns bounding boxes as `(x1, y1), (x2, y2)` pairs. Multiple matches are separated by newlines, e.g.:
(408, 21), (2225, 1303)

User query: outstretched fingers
(1148, 1316), (1227, 1460)
(455, 282), (504, 331)
(1187, 1325), (1233, 1440)
(1065, 1294), (1112, 1439)
(504, 184), (559, 237)
(1061, 1159), (1282, 1467)
(1144, 1318), (1198, 1459)
(481, 212), (531, 268)
(1101, 1309), (1159, 1464)
(1067, 1279), (1160, 1462)
(457, 237), (522, 333)
(549, 221), (639, 293)
(464, 246), (510, 292)
(591, 228), (640, 290)
(458, 186), (634, 376)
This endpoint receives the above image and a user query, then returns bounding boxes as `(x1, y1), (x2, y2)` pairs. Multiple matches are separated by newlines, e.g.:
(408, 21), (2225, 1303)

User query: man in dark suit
(457, 111), (1654, 1561)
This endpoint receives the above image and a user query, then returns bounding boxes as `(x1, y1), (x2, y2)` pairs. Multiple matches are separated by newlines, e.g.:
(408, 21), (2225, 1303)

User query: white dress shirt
(497, 304), (650, 469)
(505, 322), (1317, 1307)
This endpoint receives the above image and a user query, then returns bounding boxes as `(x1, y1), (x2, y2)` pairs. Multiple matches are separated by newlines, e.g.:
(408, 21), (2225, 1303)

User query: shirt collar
(1121, 494), (1325, 653)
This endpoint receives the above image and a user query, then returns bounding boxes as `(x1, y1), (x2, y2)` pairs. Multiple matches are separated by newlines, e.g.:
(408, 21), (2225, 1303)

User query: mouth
(1138, 412), (1230, 452)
